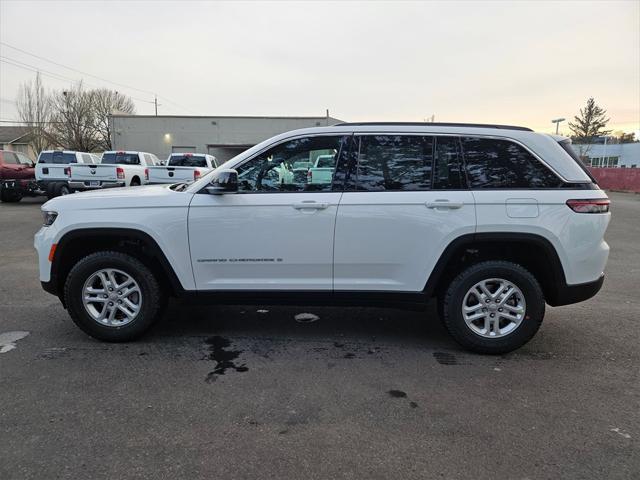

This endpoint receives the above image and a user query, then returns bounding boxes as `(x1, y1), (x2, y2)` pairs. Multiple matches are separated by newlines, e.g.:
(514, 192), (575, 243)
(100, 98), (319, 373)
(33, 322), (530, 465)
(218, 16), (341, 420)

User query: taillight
(193, 170), (201, 181)
(64, 167), (70, 177)
(566, 198), (610, 213)
(144, 168), (149, 181)
(307, 170), (312, 182)
(116, 167), (125, 180)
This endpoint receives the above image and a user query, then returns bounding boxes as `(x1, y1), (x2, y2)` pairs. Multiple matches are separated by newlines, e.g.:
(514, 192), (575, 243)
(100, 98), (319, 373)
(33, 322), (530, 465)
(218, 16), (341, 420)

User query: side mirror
(205, 169), (238, 194)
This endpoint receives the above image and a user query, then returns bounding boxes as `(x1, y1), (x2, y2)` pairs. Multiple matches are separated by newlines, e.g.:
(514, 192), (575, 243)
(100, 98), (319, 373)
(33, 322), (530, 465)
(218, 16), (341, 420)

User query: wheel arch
(51, 228), (185, 303)
(424, 232), (568, 305)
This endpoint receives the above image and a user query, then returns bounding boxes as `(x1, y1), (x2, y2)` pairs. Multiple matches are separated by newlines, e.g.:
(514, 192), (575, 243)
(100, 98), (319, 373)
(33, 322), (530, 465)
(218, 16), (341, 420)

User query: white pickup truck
(147, 153), (218, 184)
(68, 151), (160, 191)
(307, 154), (336, 185)
(36, 150), (101, 198)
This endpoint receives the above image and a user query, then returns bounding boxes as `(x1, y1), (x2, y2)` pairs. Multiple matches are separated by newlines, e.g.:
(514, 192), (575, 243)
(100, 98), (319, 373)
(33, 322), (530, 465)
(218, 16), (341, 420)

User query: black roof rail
(333, 122), (533, 132)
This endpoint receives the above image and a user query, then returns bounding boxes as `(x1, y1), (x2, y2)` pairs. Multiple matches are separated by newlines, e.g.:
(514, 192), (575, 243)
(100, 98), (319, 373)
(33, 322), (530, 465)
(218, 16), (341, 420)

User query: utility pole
(154, 95), (158, 116)
(326, 109), (329, 126)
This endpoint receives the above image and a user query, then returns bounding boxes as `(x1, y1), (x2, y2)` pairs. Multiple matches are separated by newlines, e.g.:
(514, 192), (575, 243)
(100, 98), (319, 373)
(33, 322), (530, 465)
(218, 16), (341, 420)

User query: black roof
(334, 122), (533, 132)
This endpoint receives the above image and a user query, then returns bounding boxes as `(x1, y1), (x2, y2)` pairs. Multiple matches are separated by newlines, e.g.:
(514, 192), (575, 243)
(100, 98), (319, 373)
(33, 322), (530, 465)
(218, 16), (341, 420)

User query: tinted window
(102, 153), (140, 165)
(433, 137), (464, 189)
(462, 137), (563, 188)
(169, 155), (207, 168)
(236, 136), (345, 192)
(38, 151), (77, 164)
(356, 135), (433, 191)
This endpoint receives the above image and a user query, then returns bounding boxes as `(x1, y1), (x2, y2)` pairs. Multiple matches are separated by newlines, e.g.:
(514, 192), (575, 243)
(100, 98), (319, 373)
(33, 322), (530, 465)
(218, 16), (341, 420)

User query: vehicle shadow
(149, 299), (459, 351)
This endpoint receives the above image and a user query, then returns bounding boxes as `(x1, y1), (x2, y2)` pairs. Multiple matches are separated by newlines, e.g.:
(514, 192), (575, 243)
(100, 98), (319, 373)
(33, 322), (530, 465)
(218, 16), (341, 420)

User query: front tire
(64, 251), (162, 342)
(441, 261), (545, 354)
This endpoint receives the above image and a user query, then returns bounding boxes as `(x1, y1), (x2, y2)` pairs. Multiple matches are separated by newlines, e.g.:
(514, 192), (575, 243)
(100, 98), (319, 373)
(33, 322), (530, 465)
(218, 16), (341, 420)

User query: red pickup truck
(0, 150), (44, 202)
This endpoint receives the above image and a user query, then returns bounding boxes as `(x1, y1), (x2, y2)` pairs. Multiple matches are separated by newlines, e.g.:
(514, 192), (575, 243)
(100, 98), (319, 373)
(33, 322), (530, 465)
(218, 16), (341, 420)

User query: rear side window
(462, 137), (563, 188)
(169, 155), (207, 168)
(38, 152), (77, 164)
(355, 135), (434, 191)
(102, 153), (140, 165)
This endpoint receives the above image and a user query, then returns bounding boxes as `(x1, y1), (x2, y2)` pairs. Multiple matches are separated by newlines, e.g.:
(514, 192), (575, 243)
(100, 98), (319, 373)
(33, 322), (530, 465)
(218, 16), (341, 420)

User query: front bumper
(68, 180), (125, 190)
(547, 274), (605, 307)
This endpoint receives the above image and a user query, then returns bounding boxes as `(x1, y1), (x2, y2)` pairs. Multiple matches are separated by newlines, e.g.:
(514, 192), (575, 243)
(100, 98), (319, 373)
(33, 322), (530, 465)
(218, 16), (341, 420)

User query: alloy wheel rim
(82, 268), (142, 326)
(462, 278), (526, 338)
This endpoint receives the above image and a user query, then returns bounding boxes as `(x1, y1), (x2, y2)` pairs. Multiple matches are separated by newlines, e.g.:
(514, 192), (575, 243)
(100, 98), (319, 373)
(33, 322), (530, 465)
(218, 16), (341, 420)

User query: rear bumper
(69, 180), (125, 190)
(547, 274), (605, 307)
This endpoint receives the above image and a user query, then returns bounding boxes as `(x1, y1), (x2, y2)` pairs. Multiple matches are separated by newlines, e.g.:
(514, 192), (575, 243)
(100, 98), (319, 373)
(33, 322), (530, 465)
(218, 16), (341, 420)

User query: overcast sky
(1, 0), (638, 135)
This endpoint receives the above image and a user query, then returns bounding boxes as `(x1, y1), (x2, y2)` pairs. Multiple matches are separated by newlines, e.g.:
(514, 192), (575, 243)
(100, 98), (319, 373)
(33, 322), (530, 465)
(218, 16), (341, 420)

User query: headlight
(42, 211), (58, 226)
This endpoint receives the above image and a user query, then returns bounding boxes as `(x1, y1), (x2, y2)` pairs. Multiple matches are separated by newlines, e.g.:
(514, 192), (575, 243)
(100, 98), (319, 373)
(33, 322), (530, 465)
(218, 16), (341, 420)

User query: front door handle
(425, 200), (464, 209)
(292, 201), (330, 210)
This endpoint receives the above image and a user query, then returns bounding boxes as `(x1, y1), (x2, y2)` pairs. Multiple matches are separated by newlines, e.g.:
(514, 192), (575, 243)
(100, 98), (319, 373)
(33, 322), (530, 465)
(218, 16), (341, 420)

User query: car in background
(68, 151), (159, 190)
(0, 150), (44, 202)
(36, 150), (100, 199)
(307, 154), (336, 185)
(147, 153), (218, 184)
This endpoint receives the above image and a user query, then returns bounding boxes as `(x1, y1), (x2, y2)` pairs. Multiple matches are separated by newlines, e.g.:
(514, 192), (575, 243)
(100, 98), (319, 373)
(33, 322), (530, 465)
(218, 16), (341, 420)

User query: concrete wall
(590, 168), (640, 193)
(109, 115), (342, 162)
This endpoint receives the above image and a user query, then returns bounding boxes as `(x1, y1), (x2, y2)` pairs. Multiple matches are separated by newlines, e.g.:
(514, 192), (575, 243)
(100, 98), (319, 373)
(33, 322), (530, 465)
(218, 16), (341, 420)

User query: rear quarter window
(462, 137), (563, 189)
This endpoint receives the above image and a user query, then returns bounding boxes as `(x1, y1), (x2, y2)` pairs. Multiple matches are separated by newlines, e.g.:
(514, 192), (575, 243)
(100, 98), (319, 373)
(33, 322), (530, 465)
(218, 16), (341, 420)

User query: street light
(551, 118), (566, 135)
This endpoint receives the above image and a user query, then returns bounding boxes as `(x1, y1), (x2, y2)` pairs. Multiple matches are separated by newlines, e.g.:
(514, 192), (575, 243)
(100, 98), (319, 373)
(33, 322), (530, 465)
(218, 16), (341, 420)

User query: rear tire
(64, 251), (163, 342)
(58, 183), (71, 196)
(441, 260), (545, 354)
(0, 190), (22, 202)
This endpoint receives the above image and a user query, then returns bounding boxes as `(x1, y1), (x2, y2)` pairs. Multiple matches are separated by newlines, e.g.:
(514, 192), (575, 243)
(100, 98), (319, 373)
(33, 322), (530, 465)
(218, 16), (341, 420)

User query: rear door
(333, 134), (476, 292)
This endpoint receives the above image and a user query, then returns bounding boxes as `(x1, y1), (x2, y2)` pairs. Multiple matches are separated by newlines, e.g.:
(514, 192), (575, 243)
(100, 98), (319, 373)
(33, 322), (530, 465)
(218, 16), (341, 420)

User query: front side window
(462, 137), (563, 188)
(16, 153), (34, 165)
(235, 136), (345, 192)
(355, 135), (434, 191)
(2, 152), (19, 164)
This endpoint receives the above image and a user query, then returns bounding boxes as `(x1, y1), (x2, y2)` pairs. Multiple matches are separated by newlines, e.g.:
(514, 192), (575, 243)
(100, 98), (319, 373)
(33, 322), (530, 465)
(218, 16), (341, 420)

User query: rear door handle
(425, 200), (464, 209)
(292, 201), (330, 210)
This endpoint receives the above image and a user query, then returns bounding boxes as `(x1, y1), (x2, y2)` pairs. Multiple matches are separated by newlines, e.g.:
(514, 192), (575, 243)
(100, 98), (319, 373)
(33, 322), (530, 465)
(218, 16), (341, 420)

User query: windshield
(38, 152), (77, 164)
(102, 153), (140, 165)
(169, 155), (207, 168)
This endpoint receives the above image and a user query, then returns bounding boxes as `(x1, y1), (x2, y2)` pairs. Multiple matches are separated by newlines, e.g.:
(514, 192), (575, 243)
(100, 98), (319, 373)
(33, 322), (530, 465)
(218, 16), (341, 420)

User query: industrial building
(108, 115), (343, 163)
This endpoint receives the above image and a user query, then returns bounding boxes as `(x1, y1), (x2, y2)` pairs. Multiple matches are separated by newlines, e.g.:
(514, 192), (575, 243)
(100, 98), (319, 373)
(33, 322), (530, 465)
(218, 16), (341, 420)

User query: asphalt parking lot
(0, 193), (638, 479)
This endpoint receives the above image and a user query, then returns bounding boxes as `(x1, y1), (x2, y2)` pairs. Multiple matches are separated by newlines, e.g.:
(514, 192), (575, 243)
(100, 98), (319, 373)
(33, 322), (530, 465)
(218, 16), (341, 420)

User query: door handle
(425, 200), (464, 209)
(292, 201), (330, 210)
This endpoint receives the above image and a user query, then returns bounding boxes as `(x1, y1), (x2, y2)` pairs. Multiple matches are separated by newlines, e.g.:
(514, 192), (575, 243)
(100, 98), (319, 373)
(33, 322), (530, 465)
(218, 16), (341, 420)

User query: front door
(188, 134), (350, 291)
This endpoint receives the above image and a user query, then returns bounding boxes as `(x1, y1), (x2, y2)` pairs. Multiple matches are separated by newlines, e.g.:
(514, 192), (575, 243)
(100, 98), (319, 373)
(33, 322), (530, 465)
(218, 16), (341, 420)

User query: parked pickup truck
(147, 153), (218, 184)
(69, 151), (160, 190)
(306, 154), (336, 185)
(36, 150), (101, 198)
(0, 150), (45, 202)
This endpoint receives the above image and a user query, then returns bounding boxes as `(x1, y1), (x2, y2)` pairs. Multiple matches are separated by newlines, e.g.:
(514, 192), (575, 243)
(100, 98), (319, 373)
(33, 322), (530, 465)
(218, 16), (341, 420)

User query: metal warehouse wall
(109, 115), (342, 162)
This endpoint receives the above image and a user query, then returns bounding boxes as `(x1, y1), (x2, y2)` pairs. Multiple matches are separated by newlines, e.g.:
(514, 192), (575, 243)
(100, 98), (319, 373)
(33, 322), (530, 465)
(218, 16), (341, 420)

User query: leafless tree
(16, 72), (53, 153)
(48, 82), (101, 152)
(92, 89), (136, 150)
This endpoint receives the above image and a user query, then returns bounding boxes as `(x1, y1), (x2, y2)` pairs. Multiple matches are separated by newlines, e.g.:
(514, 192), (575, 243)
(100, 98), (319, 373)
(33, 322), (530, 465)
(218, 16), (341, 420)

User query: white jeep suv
(34, 123), (610, 353)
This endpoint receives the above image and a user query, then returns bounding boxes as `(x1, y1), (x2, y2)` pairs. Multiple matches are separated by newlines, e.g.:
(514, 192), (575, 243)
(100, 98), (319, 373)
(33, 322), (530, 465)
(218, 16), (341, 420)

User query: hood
(42, 184), (194, 212)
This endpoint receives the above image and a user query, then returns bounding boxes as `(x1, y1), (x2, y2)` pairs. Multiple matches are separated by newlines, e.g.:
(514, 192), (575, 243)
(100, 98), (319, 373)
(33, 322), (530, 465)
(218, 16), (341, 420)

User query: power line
(0, 41), (196, 113)
(0, 56), (155, 104)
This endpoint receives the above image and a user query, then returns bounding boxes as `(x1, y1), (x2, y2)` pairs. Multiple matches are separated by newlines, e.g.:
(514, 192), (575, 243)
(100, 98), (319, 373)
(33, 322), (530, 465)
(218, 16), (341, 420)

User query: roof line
(334, 122), (533, 132)
(109, 114), (343, 121)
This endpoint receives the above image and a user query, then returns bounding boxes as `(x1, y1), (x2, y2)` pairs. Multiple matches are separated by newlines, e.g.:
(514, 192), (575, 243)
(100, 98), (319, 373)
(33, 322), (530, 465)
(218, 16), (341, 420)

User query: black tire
(57, 183), (71, 196)
(0, 190), (22, 202)
(441, 260), (545, 354)
(130, 177), (141, 186)
(46, 182), (60, 199)
(64, 251), (162, 342)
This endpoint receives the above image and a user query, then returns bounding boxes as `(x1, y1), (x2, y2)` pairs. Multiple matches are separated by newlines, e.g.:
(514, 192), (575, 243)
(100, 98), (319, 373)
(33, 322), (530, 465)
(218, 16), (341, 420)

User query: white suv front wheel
(442, 261), (545, 354)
